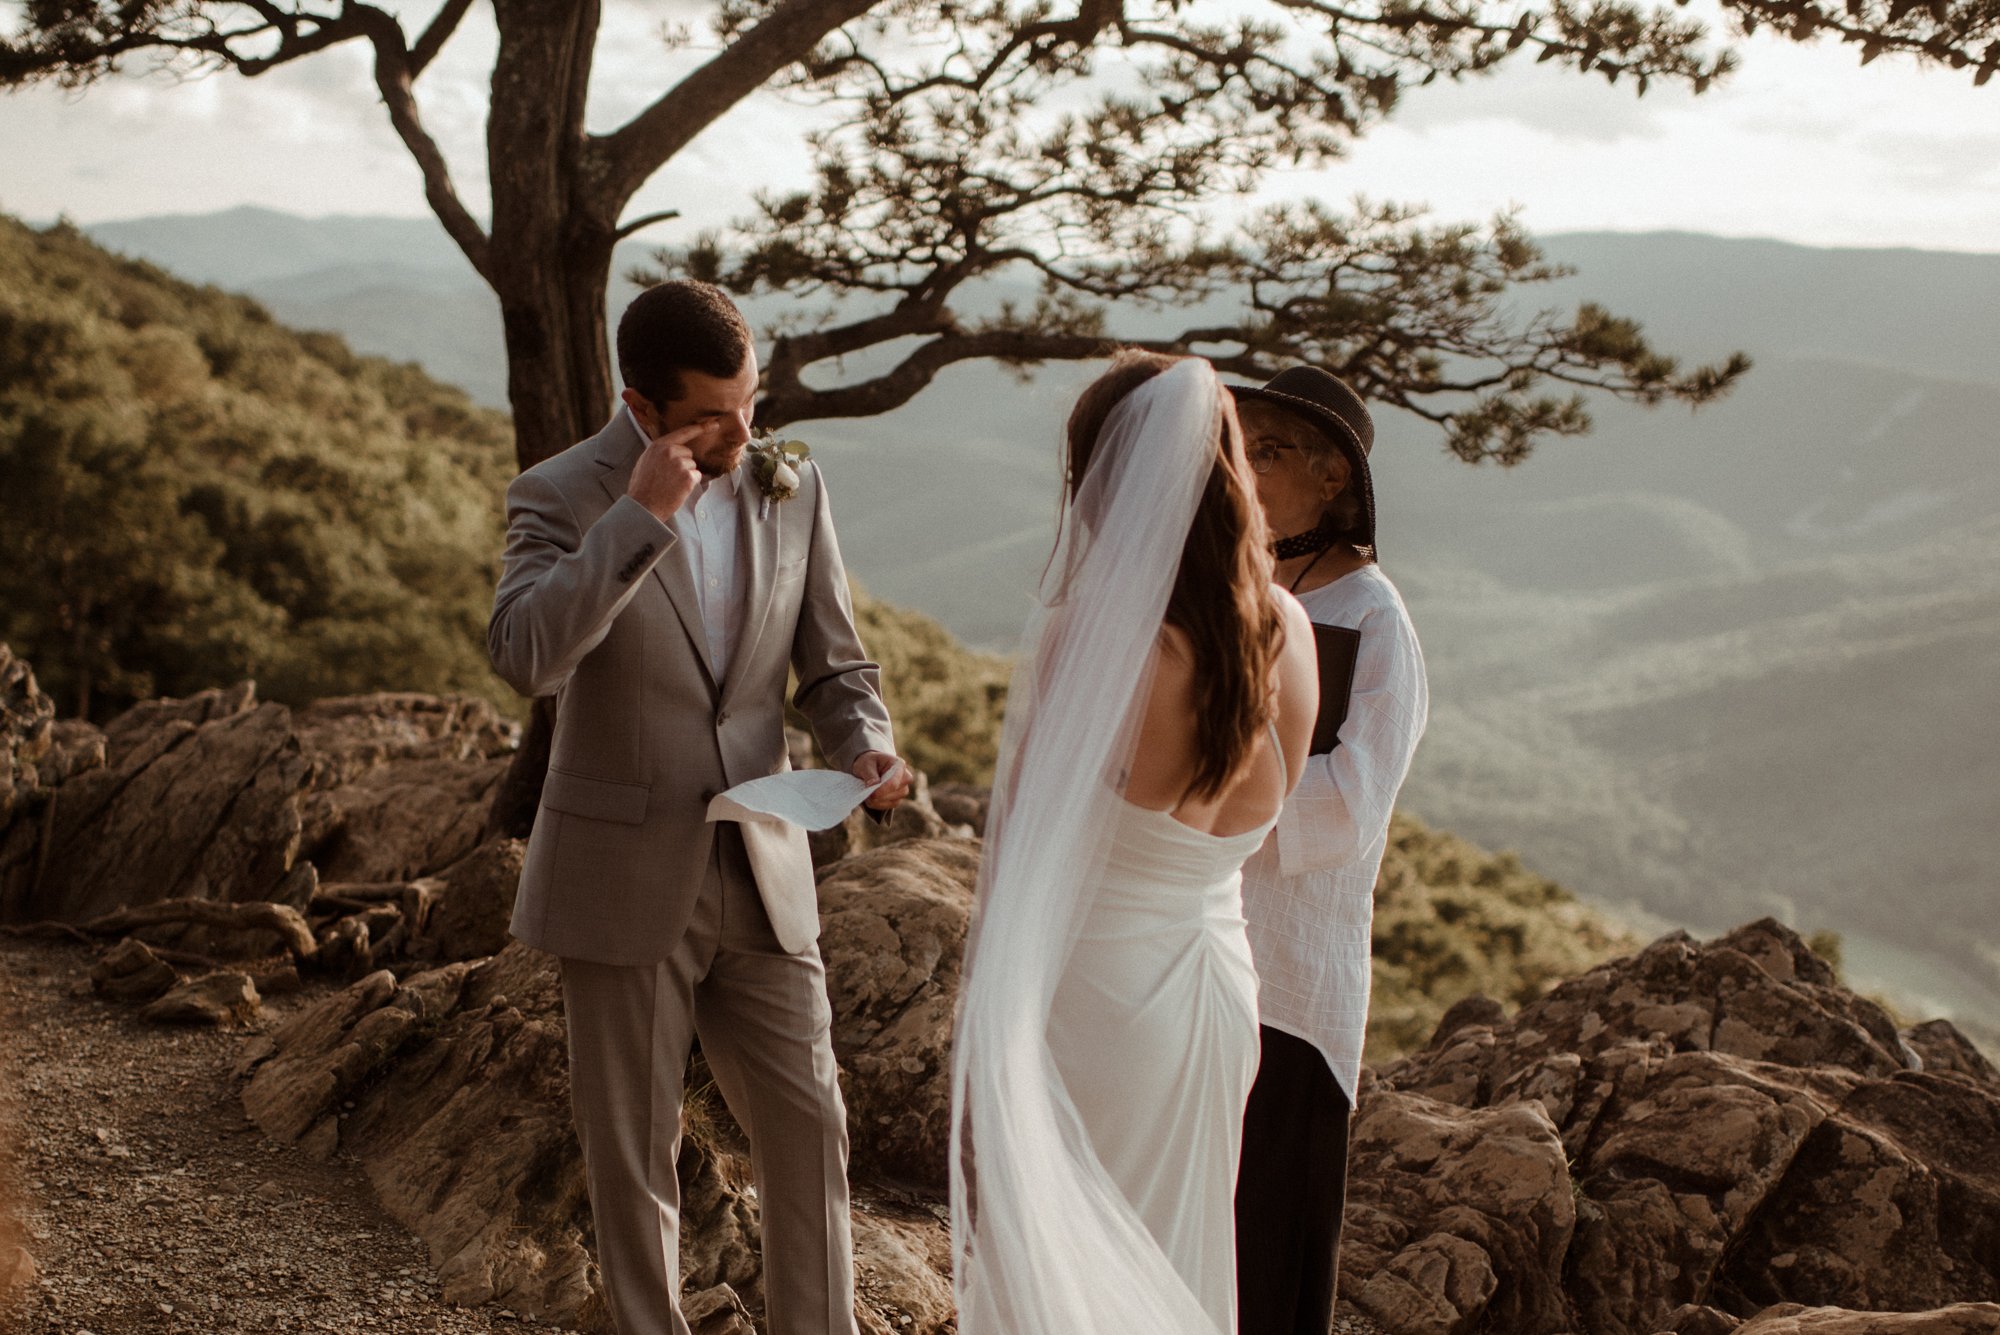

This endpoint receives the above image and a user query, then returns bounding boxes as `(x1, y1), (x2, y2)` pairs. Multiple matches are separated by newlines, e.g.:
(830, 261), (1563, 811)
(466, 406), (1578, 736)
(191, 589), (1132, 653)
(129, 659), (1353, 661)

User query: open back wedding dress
(952, 360), (1283, 1335)
(1047, 788), (1278, 1330)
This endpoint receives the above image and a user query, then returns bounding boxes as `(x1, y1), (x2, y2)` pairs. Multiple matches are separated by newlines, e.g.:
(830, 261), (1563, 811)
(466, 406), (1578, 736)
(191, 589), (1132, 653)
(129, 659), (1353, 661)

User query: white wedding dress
(1047, 789), (1278, 1333)
(952, 360), (1289, 1335)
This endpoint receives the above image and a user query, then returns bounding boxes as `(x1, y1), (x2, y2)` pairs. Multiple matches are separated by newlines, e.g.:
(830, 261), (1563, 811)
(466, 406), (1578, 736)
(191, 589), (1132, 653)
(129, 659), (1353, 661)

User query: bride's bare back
(1121, 586), (1319, 836)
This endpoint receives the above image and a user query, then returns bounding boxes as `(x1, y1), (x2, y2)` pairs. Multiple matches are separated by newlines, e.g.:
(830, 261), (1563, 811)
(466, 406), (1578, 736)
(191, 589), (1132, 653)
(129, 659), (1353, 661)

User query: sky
(1, 0), (1997, 252)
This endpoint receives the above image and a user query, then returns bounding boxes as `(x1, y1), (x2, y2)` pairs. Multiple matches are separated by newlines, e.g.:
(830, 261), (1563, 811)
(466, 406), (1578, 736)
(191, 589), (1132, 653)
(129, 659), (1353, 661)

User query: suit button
(717, 711), (730, 725)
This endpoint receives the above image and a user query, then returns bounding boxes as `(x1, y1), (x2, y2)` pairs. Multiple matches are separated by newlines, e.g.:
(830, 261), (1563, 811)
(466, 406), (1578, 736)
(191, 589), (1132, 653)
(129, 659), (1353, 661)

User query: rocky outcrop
(1658, 1303), (2000, 1334)
(7, 686), (308, 922)
(1719, 1303), (2000, 1333)
(817, 839), (978, 1189)
(1340, 1080), (1575, 1335)
(228, 858), (1999, 1335)
(0, 647), (103, 829)
(236, 934), (957, 1334)
(0, 682), (513, 926)
(239, 946), (598, 1319)
(291, 695), (516, 883)
(1356, 919), (2000, 1335)
(13, 657), (1995, 1334)
(413, 836), (527, 962)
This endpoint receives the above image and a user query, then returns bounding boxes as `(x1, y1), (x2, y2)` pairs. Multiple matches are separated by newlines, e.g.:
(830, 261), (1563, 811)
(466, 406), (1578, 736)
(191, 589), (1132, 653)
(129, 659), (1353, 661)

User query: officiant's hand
(853, 751), (913, 811)
(629, 419), (721, 522)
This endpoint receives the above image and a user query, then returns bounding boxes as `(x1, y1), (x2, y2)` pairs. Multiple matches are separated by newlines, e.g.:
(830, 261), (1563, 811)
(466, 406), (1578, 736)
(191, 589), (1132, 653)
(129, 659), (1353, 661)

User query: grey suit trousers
(561, 825), (858, 1335)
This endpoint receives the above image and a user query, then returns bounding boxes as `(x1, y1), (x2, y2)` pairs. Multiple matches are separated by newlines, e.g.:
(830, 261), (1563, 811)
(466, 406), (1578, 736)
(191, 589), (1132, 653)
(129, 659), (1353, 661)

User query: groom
(487, 279), (909, 1335)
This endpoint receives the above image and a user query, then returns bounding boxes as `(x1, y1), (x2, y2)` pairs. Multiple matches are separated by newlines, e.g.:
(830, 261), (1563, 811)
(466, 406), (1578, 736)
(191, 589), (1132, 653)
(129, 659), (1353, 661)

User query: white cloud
(1319, 10), (2000, 251)
(1390, 60), (1693, 144)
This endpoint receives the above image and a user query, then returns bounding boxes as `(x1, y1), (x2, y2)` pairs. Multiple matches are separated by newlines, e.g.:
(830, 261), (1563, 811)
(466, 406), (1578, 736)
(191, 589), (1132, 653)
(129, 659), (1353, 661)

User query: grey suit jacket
(487, 413), (895, 963)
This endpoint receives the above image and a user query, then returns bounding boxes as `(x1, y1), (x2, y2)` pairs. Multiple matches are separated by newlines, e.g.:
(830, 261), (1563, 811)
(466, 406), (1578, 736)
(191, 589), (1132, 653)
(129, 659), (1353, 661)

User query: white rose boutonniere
(748, 430), (811, 519)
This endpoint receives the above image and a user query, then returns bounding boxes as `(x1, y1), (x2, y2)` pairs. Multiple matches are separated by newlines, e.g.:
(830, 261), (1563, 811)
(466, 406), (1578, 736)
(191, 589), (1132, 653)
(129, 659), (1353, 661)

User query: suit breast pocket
(774, 554), (808, 586)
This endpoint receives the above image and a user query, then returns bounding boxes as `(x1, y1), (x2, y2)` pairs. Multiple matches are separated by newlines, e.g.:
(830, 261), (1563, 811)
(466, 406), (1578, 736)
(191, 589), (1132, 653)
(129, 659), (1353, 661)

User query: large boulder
(414, 836), (528, 962)
(1341, 1081), (1575, 1335)
(2, 685), (306, 922)
(817, 838), (978, 1189)
(1365, 919), (2000, 1334)
(239, 947), (596, 1319)
(291, 694), (514, 882)
(0, 683), (514, 926)
(1715, 1072), (2000, 1315)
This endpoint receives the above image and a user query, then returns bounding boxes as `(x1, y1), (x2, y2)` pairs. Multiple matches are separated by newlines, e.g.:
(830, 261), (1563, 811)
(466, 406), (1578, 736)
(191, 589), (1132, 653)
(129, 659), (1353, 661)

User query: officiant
(1229, 367), (1430, 1335)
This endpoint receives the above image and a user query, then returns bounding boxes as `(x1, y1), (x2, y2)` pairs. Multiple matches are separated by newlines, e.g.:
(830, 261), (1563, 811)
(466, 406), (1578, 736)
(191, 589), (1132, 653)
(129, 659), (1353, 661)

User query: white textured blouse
(1243, 564), (1428, 1105)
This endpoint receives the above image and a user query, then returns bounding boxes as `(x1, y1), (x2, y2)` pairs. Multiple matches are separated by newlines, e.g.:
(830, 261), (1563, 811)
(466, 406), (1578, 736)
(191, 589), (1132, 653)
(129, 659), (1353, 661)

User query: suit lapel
(720, 463), (774, 709)
(592, 412), (717, 695)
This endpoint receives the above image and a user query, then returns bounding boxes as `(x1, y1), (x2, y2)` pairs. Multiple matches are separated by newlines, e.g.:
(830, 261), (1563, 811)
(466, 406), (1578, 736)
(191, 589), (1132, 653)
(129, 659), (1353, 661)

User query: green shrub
(850, 587), (1010, 786)
(1367, 813), (1639, 1062)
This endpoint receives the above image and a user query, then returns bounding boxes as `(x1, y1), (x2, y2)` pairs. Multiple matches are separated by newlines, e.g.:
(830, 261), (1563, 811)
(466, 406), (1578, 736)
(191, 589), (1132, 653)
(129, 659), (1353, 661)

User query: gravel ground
(0, 936), (579, 1335)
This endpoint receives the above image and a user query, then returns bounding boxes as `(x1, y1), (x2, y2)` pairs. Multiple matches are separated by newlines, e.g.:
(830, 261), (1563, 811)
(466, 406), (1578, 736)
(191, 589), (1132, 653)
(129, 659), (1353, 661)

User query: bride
(951, 352), (1320, 1335)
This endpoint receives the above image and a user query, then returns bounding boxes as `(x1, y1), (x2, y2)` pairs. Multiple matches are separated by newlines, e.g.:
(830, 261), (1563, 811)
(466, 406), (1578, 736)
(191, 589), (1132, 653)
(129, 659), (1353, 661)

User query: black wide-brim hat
(1229, 366), (1377, 554)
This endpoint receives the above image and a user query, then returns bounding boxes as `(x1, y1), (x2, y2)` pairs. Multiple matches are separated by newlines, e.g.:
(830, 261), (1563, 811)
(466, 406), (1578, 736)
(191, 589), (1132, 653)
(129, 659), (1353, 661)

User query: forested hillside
(0, 215), (515, 718)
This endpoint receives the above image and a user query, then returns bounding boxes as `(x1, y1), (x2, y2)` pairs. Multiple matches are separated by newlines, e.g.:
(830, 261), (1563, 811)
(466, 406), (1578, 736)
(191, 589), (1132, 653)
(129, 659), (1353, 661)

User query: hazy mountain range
(83, 208), (2000, 1043)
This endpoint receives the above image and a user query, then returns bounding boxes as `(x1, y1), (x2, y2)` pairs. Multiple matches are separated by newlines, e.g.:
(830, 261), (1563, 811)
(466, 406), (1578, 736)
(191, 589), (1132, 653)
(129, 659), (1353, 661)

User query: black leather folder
(1309, 624), (1362, 755)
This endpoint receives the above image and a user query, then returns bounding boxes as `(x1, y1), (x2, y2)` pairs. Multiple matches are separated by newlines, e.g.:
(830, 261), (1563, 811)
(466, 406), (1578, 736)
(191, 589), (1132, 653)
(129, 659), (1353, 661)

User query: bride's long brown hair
(1064, 350), (1284, 803)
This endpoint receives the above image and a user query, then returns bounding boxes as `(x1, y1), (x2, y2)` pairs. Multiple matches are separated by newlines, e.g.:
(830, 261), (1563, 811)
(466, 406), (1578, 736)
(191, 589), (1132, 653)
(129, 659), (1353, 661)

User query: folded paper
(705, 770), (886, 831)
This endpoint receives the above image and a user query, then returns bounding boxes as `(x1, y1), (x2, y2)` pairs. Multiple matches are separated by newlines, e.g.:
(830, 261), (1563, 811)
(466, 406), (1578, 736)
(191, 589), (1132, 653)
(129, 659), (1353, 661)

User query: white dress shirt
(626, 407), (744, 680)
(1243, 563), (1428, 1104)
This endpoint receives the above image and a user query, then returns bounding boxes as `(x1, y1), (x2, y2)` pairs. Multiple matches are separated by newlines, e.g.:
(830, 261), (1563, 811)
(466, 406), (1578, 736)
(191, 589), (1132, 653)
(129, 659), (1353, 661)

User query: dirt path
(0, 936), (578, 1335)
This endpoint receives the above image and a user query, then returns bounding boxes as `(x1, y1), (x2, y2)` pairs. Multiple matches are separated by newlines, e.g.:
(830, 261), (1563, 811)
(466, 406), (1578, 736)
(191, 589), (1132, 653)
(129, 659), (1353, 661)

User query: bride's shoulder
(1268, 584), (1315, 646)
(1142, 624), (1200, 714)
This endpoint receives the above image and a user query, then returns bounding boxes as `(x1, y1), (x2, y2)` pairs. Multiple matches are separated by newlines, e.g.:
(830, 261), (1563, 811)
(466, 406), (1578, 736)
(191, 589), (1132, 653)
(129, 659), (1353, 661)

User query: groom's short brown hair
(617, 280), (752, 406)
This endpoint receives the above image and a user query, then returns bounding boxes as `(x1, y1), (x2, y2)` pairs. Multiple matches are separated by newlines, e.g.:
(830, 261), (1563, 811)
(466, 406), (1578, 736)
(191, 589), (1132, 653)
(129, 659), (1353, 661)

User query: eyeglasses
(1245, 440), (1299, 475)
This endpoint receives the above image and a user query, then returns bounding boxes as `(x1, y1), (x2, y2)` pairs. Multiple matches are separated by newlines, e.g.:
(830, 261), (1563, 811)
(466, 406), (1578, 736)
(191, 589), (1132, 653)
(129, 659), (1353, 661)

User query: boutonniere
(748, 430), (811, 520)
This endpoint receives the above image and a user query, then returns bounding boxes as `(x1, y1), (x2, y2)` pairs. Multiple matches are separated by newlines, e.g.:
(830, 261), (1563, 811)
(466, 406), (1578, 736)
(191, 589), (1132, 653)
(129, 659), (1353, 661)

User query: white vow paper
(705, 770), (885, 831)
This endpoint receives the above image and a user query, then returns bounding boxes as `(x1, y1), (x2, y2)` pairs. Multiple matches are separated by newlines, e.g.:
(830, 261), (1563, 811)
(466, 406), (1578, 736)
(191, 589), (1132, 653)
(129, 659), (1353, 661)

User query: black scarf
(1271, 512), (1339, 561)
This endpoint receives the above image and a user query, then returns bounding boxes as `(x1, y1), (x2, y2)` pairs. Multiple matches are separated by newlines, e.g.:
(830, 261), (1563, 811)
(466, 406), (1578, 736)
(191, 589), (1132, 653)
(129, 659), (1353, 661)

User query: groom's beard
(698, 446), (746, 479)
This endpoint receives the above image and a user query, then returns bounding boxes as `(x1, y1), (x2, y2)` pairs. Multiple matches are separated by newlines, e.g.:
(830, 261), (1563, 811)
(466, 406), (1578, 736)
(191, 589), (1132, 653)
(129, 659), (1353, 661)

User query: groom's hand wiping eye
(629, 419), (721, 522)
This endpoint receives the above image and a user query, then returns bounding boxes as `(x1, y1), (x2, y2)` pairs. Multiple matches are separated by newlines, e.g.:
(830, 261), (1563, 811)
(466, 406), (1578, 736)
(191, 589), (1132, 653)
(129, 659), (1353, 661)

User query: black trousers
(1235, 1026), (1353, 1335)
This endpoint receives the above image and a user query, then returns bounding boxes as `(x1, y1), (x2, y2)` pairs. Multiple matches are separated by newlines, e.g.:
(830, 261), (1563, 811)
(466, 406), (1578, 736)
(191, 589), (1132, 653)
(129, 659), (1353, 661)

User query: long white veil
(950, 358), (1230, 1335)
